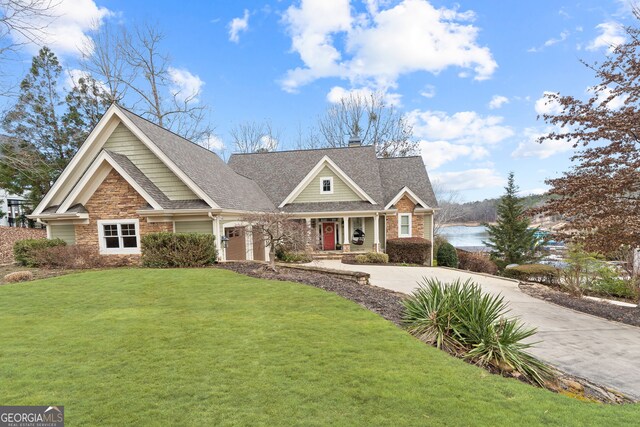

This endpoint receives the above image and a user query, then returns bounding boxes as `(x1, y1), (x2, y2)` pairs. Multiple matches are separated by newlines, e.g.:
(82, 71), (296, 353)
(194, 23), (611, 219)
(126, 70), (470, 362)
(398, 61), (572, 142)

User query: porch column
(373, 213), (380, 253)
(305, 218), (313, 251)
(342, 217), (350, 252)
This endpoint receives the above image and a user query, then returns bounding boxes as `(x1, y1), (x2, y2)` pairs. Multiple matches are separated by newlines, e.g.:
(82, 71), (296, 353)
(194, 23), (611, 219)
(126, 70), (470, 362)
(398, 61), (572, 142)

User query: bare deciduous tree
(230, 120), (280, 153)
(0, 0), (56, 59)
(240, 211), (309, 271)
(431, 179), (463, 237)
(82, 22), (213, 143)
(310, 91), (417, 157)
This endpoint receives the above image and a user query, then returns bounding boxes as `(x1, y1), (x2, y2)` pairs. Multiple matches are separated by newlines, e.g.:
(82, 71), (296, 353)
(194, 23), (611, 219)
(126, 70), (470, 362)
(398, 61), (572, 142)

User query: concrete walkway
(311, 260), (640, 399)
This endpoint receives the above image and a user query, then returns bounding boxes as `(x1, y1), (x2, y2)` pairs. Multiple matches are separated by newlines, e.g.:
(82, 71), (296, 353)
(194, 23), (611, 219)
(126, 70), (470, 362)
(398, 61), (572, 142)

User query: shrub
(32, 245), (107, 269)
(587, 264), (638, 300)
(436, 242), (458, 268)
(3, 271), (34, 283)
(503, 264), (559, 285)
(355, 254), (368, 264)
(457, 250), (498, 275)
(278, 251), (312, 263)
(354, 252), (389, 264)
(141, 233), (217, 268)
(403, 278), (552, 386)
(13, 238), (66, 267)
(386, 238), (431, 265)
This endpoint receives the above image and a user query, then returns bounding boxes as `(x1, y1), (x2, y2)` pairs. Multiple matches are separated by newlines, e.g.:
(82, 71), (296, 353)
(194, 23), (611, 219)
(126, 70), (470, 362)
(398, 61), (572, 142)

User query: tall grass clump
(402, 278), (552, 386)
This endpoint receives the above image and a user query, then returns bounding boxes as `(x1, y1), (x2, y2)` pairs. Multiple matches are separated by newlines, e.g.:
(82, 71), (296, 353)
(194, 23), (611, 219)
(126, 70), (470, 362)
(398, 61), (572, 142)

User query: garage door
(225, 227), (246, 260)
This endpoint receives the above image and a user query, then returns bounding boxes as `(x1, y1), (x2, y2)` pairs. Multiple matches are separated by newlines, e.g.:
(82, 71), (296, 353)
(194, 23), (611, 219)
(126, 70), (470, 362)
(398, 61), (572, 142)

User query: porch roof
(281, 201), (386, 213)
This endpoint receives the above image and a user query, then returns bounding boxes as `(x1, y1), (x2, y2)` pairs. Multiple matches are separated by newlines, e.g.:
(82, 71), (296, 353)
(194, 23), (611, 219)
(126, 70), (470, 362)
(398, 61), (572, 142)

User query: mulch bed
(0, 265), (79, 285)
(217, 262), (406, 326)
(519, 282), (640, 327)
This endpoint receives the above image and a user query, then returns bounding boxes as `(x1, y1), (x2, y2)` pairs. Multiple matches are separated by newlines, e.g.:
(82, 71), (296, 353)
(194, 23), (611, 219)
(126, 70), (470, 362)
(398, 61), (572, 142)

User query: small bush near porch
(387, 237), (431, 265)
(141, 232), (217, 267)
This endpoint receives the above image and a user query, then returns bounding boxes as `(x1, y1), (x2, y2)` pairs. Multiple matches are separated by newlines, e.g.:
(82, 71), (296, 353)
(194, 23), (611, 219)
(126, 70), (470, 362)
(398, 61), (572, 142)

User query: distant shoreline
(442, 222), (494, 227)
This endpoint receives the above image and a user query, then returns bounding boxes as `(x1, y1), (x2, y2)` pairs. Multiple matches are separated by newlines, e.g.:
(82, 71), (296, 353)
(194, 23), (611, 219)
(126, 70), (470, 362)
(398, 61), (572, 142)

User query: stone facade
(385, 195), (425, 240)
(75, 169), (172, 265)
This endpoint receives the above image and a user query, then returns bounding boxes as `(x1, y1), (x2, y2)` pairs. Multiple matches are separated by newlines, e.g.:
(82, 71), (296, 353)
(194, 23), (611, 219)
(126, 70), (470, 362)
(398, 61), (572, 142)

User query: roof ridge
(229, 144), (375, 157)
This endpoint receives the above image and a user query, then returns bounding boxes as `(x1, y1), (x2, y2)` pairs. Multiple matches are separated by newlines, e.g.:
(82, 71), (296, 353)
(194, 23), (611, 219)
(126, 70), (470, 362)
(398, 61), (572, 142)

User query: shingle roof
(117, 106), (275, 212)
(378, 156), (438, 208)
(281, 201), (385, 213)
(106, 150), (211, 210)
(229, 147), (437, 210)
(228, 145), (385, 206)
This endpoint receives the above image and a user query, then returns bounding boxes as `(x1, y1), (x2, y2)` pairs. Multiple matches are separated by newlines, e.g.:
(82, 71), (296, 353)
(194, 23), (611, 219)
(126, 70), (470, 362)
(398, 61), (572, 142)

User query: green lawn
(0, 269), (637, 426)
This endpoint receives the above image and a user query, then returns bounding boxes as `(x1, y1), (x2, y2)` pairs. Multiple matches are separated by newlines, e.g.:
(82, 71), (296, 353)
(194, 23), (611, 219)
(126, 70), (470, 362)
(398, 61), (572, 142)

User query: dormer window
(320, 177), (333, 194)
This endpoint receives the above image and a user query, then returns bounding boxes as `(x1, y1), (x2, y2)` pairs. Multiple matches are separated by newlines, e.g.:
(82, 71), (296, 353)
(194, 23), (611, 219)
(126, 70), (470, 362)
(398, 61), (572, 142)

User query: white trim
(33, 104), (121, 215)
(279, 156), (377, 207)
(34, 104), (220, 215)
(222, 220), (253, 261)
(398, 213), (412, 238)
(59, 151), (163, 212)
(97, 219), (141, 255)
(319, 176), (334, 194)
(115, 109), (220, 209)
(384, 186), (432, 210)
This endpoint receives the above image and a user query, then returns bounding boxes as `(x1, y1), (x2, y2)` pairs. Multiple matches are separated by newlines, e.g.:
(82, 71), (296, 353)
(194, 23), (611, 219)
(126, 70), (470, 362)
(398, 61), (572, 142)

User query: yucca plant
(402, 278), (475, 354)
(402, 277), (553, 386)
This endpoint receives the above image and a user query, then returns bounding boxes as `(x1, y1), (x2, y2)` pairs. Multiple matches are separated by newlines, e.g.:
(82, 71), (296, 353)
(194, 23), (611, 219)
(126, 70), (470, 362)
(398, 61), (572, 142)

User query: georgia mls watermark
(0, 406), (64, 427)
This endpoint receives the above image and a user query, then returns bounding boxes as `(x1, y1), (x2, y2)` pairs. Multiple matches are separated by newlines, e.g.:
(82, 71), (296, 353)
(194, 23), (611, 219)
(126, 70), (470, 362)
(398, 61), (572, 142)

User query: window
(399, 213), (411, 238)
(97, 219), (140, 254)
(320, 177), (333, 194)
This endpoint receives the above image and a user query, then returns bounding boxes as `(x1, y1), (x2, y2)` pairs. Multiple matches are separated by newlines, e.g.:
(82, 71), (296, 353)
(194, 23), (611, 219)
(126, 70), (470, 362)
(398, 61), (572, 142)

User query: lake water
(440, 225), (490, 248)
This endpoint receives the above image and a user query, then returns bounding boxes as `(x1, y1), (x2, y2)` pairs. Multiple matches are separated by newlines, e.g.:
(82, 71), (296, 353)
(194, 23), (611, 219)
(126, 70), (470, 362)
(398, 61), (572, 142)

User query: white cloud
(527, 30), (569, 53)
(420, 84), (436, 98)
(587, 21), (625, 52)
(534, 91), (563, 115)
(202, 134), (225, 151)
(326, 85), (402, 106)
(408, 110), (514, 145)
(488, 95), (508, 110)
(409, 109), (513, 170)
(168, 67), (204, 103)
(6, 0), (113, 57)
(587, 85), (628, 109)
(511, 126), (575, 159)
(229, 9), (250, 43)
(281, 0), (497, 92)
(419, 140), (488, 169)
(64, 68), (109, 92)
(260, 135), (279, 151)
(431, 168), (505, 192)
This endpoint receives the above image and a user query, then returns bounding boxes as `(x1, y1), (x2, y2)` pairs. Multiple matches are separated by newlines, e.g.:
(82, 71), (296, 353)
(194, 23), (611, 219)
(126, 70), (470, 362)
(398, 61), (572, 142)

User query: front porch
(303, 215), (384, 254)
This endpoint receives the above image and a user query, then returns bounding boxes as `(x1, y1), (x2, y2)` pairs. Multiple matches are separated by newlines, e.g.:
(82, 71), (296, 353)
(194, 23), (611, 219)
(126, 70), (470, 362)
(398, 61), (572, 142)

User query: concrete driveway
(311, 260), (640, 399)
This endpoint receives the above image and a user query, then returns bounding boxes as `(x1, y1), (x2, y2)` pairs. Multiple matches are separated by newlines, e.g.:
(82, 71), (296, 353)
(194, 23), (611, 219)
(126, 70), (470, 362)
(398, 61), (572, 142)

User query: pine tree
(0, 47), (109, 207)
(483, 172), (542, 268)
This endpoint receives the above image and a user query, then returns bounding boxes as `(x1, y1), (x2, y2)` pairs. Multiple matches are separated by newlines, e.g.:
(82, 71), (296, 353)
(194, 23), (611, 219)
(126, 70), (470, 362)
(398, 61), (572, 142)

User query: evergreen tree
(483, 172), (542, 268)
(0, 47), (109, 207)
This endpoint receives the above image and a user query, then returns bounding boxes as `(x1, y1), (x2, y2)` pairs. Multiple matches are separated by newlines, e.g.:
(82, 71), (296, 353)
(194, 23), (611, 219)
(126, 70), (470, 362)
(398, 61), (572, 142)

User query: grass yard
(0, 268), (637, 426)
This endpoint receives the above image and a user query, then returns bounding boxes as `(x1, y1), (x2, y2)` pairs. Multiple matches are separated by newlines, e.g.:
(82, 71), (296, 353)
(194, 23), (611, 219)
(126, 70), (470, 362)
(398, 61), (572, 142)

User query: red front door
(322, 222), (335, 250)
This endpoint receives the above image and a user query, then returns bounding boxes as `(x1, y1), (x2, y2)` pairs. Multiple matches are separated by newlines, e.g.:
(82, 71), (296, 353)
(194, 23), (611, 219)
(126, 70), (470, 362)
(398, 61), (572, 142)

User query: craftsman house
(30, 104), (437, 263)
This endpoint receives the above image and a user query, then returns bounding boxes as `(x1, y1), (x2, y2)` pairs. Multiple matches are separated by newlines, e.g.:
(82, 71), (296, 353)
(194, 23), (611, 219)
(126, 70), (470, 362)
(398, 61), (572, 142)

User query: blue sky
(0, 0), (634, 201)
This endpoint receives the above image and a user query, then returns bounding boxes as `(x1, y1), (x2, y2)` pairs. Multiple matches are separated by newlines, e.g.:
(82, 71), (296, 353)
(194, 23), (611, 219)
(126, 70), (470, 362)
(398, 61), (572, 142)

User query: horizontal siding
(49, 224), (75, 244)
(348, 217), (374, 250)
(103, 123), (197, 200)
(293, 166), (362, 203)
(424, 214), (433, 240)
(175, 220), (213, 234)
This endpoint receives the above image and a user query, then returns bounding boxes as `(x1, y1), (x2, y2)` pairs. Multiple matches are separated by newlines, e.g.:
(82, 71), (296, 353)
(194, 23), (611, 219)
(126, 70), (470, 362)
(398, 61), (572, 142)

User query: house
(0, 135), (29, 227)
(29, 104), (437, 264)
